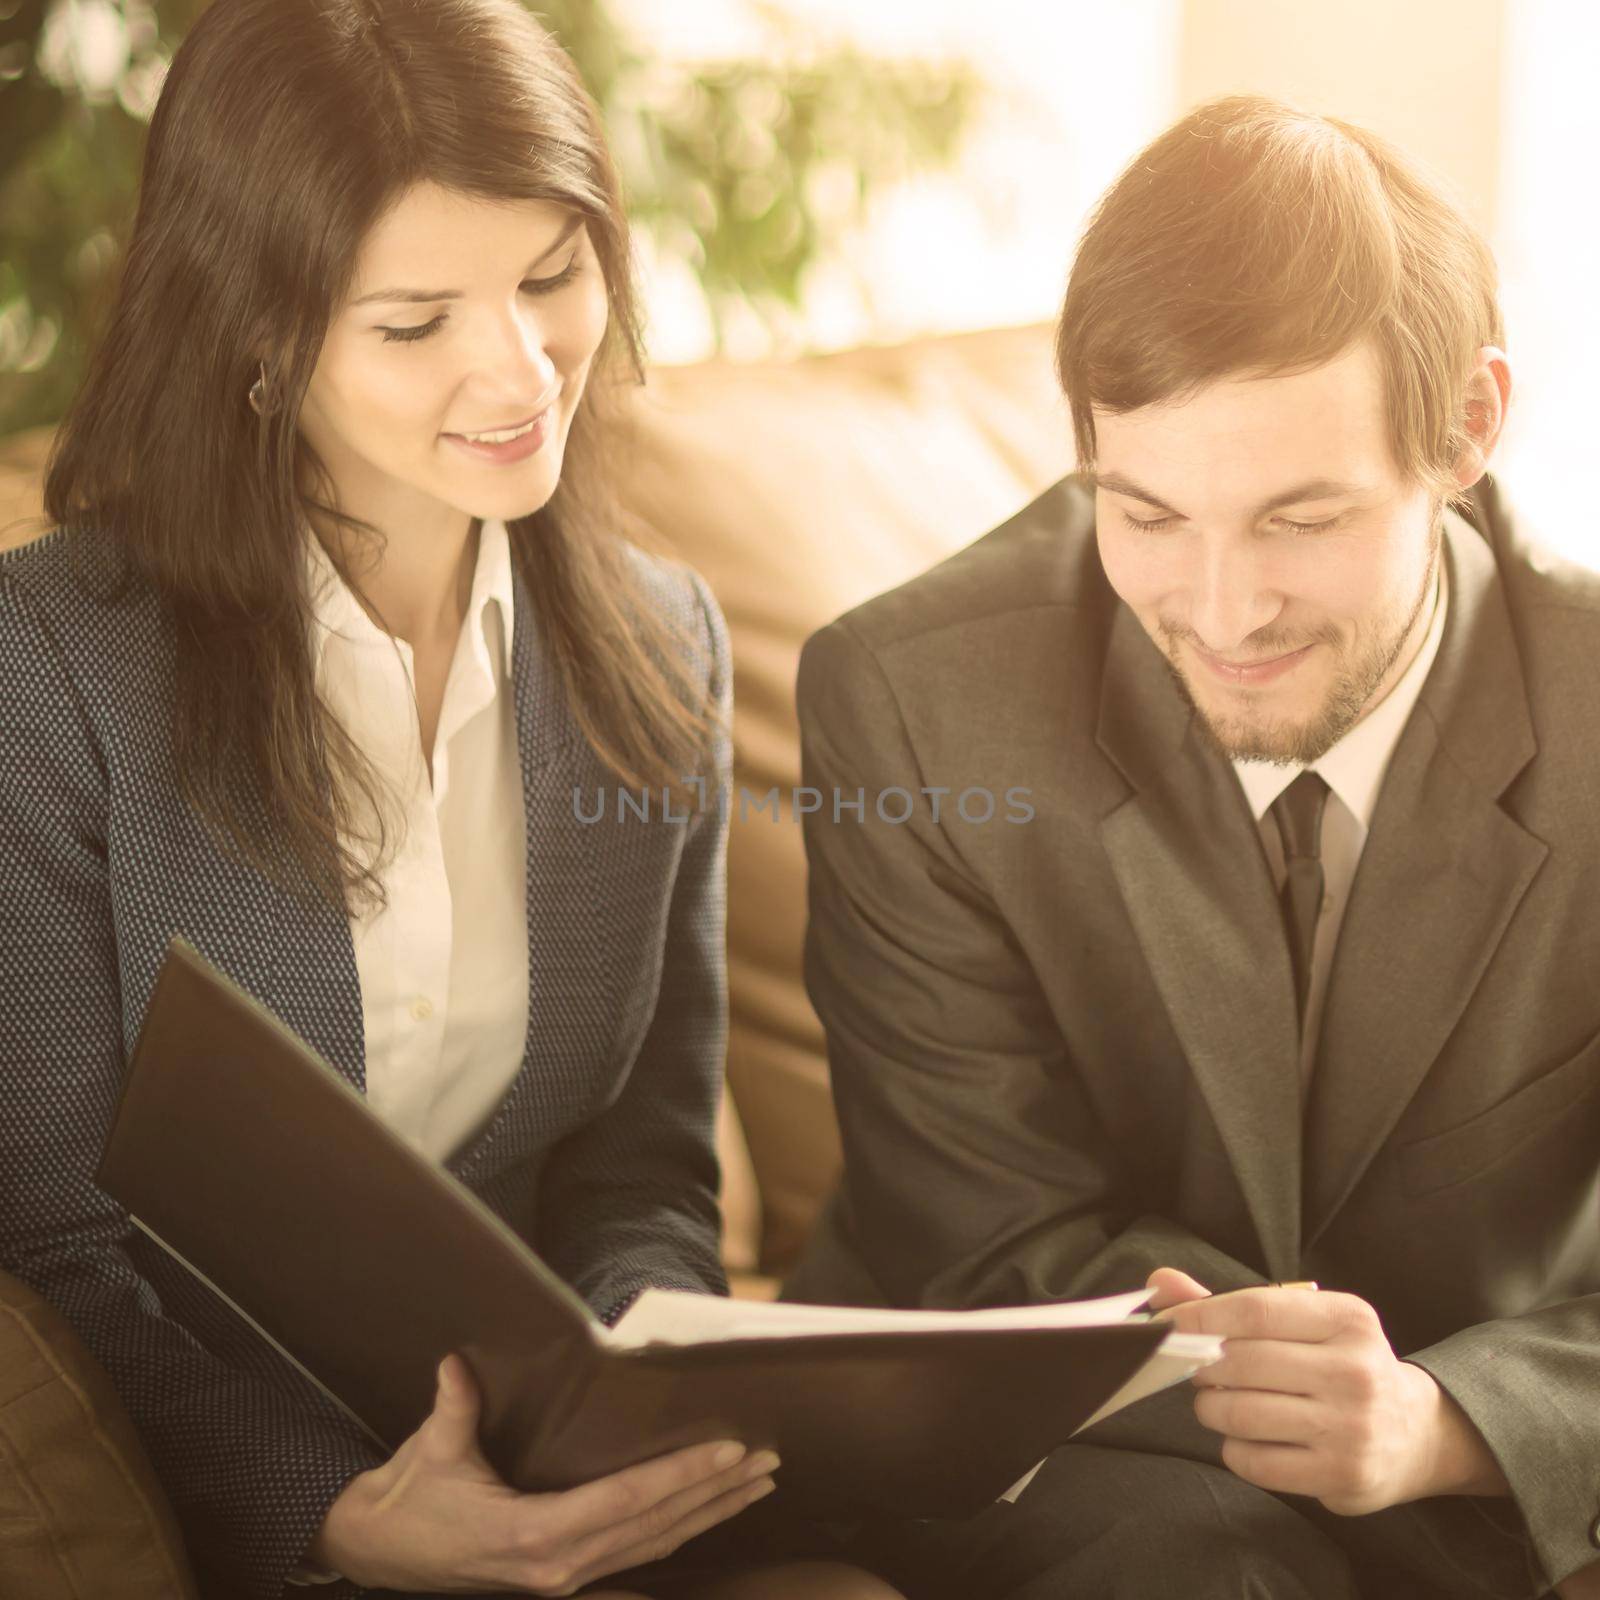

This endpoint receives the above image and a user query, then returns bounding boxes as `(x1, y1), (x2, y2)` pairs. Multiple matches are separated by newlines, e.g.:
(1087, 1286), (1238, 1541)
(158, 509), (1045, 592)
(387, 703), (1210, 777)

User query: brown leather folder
(95, 939), (1166, 1518)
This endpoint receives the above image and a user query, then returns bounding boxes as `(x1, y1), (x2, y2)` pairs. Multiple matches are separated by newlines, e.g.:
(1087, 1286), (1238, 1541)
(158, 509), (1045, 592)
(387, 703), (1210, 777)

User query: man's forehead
(1091, 343), (1386, 446)
(1090, 347), (1393, 508)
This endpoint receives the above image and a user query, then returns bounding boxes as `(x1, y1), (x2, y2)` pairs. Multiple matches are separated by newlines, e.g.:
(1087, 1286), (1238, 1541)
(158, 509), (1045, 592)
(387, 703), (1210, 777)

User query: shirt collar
(305, 517), (516, 682)
(1232, 552), (1450, 831)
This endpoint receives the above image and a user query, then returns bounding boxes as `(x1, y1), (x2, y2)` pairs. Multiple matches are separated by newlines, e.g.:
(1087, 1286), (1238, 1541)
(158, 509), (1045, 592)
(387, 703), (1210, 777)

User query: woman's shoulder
(0, 523), (171, 705)
(615, 539), (729, 686)
(3, 520), (159, 610)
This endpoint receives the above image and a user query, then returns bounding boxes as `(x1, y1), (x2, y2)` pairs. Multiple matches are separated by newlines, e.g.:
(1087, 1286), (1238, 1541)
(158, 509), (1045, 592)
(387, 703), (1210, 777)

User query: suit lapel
(450, 556), (619, 1184)
(1301, 511), (1546, 1245)
(1096, 604), (1304, 1280)
(170, 825), (367, 1093)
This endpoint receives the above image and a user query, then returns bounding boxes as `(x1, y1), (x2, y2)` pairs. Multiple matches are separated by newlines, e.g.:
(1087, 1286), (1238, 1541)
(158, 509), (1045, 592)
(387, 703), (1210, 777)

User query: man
(791, 95), (1600, 1599)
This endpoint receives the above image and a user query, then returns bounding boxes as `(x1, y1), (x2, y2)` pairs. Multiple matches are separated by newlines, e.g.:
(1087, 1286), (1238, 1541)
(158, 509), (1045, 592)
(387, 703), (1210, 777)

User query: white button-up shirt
(1232, 553), (1450, 1083)
(305, 519), (530, 1163)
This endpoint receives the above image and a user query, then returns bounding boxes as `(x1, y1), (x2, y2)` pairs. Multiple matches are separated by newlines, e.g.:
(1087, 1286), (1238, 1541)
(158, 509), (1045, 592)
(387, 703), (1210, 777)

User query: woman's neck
(315, 504), (482, 647)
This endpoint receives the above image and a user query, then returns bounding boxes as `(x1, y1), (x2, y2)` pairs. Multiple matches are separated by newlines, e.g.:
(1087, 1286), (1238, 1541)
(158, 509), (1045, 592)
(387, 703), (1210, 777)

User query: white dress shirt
(305, 518), (530, 1163)
(1232, 555), (1449, 1084)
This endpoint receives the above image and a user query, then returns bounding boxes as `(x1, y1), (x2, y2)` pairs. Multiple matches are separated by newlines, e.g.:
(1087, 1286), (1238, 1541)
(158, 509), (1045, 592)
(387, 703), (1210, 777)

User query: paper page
(998, 1331), (1223, 1503)
(601, 1286), (1156, 1350)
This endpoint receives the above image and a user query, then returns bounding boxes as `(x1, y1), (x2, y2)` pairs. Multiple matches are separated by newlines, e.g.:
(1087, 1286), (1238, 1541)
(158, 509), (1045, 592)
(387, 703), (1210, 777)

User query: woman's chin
(444, 464), (564, 525)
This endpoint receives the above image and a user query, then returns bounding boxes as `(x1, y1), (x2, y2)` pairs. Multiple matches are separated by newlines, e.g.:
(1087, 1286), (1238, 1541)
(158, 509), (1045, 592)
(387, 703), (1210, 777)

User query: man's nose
(1186, 538), (1282, 655)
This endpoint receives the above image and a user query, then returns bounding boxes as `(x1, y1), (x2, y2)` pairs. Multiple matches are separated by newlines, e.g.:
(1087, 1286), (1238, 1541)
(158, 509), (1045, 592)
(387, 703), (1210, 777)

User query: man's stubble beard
(1160, 514), (1442, 768)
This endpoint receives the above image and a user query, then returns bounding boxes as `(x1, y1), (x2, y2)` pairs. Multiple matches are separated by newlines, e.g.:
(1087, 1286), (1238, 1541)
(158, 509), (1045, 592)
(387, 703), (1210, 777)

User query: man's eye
(381, 316), (445, 344)
(1279, 516), (1342, 535)
(1122, 512), (1177, 533)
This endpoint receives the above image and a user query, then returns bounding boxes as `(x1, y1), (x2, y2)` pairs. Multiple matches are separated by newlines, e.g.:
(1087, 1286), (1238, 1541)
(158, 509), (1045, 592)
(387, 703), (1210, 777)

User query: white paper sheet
(603, 1285), (1221, 1510)
(602, 1286), (1158, 1349)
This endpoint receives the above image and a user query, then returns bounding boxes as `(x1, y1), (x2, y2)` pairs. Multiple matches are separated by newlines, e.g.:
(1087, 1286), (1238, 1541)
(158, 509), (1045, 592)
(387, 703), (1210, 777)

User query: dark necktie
(1269, 771), (1331, 1031)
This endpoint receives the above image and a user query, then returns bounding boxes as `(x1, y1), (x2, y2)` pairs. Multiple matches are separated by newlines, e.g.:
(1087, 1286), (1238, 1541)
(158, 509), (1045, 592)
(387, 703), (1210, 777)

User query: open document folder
(97, 939), (1222, 1519)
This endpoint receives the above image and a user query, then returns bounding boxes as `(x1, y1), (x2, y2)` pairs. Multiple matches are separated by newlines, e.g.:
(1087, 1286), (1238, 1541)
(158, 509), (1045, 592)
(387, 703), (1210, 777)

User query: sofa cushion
(0, 1268), (199, 1598)
(614, 323), (1071, 1274)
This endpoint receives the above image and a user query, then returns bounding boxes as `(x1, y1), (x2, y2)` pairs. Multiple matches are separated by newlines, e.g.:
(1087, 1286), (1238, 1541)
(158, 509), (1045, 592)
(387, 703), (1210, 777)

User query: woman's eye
(525, 255), (581, 295)
(379, 257), (582, 345)
(381, 316), (445, 344)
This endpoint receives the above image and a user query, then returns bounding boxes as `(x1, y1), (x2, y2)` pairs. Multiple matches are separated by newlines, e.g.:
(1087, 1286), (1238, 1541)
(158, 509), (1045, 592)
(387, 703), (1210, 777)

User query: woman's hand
(306, 1353), (779, 1595)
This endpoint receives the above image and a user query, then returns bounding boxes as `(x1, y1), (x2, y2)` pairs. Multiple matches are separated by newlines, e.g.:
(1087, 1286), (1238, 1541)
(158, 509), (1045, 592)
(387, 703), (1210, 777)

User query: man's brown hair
(1056, 94), (1503, 506)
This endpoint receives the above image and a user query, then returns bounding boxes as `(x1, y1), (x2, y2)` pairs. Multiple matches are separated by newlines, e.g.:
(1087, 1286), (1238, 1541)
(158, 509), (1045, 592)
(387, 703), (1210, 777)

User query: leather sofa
(0, 321), (1071, 1596)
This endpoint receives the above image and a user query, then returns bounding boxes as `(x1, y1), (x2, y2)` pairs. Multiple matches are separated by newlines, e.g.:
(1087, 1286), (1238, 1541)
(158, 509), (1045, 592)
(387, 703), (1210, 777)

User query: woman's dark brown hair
(42, 0), (713, 910)
(1056, 94), (1504, 509)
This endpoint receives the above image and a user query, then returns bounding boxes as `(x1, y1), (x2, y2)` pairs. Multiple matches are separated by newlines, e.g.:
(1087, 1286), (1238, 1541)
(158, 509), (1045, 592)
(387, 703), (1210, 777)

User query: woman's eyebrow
(350, 215), (584, 306)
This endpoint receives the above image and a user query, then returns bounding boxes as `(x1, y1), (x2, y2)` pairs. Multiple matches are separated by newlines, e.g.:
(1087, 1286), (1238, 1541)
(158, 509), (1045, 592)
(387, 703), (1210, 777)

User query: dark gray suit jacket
(793, 472), (1600, 1588)
(0, 525), (731, 1599)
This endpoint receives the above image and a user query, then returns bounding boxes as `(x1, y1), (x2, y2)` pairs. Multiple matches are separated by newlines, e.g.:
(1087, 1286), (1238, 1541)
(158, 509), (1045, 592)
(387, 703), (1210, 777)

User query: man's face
(299, 182), (610, 534)
(1093, 340), (1441, 765)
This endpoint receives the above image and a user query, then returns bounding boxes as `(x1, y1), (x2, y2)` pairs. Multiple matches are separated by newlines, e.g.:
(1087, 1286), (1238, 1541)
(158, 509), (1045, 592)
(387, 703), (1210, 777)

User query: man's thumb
(1146, 1266), (1212, 1314)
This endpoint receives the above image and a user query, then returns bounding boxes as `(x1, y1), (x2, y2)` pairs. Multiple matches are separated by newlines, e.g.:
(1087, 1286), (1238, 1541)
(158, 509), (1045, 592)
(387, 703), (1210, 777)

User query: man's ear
(1452, 344), (1512, 490)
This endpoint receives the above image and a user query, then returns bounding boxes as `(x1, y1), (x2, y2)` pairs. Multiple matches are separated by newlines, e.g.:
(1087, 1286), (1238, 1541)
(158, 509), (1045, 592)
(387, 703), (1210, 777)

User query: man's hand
(307, 1353), (779, 1595)
(1150, 1269), (1508, 1516)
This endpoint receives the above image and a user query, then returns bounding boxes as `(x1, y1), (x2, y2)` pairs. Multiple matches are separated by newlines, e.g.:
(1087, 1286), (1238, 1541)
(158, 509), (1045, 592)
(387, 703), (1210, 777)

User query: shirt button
(410, 996), (434, 1022)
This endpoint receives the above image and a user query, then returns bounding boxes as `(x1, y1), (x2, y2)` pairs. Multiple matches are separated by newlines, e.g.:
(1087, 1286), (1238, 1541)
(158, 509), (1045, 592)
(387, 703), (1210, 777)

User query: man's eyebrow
(350, 215), (584, 307)
(1090, 471), (1366, 518)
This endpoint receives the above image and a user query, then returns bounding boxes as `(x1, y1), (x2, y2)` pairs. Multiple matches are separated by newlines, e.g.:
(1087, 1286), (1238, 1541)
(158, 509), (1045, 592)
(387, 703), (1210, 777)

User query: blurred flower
(37, 0), (130, 103)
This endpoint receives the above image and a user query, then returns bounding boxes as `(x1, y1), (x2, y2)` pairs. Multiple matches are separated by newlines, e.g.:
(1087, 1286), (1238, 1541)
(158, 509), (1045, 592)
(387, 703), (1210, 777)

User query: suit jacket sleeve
(796, 614), (1266, 1317)
(1404, 1301), (1600, 1587)
(0, 568), (385, 1600)
(536, 569), (732, 1322)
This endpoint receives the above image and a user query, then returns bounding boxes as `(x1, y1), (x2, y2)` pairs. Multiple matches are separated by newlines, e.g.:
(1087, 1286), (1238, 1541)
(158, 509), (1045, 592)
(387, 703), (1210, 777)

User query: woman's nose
(483, 307), (560, 400)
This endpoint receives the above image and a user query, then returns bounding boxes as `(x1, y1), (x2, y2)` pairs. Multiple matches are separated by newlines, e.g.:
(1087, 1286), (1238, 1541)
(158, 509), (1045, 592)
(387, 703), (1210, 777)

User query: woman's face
(298, 182), (610, 533)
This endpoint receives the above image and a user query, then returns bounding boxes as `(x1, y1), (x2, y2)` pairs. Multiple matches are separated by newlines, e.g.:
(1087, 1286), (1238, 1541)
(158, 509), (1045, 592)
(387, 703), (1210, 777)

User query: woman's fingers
(568, 1470), (779, 1592)
(550, 1447), (781, 1577)
(534, 1438), (756, 1547)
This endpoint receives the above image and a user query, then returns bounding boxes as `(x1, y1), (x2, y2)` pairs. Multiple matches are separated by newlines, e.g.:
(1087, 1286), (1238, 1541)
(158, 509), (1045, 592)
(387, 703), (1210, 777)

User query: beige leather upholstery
(0, 1269), (199, 1598)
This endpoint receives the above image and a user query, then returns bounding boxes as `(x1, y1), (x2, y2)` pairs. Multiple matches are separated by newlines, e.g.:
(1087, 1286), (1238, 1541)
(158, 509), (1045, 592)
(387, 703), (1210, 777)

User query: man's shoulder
(812, 475), (1106, 662)
(1497, 526), (1600, 626)
(1478, 481), (1600, 680)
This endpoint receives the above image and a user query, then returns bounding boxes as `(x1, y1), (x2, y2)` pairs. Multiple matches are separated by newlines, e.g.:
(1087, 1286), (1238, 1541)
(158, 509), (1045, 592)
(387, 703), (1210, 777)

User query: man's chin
(1185, 684), (1336, 765)
(1198, 717), (1314, 765)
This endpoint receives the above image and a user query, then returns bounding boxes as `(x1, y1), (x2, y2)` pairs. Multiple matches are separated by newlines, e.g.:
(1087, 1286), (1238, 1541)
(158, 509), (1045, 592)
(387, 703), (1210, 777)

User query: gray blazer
(792, 472), (1600, 1589)
(0, 525), (732, 1599)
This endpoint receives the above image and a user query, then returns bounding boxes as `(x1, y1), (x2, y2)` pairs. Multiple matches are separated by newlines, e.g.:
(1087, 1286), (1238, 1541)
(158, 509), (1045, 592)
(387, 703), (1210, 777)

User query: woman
(0, 1), (901, 1596)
